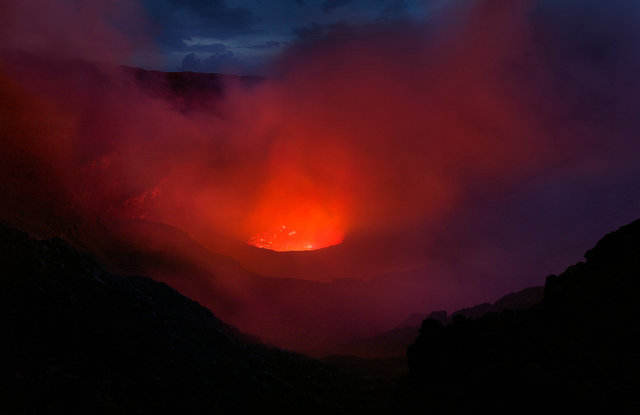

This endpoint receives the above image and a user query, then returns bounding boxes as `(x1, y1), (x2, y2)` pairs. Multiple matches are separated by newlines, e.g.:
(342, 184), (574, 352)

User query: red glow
(247, 224), (343, 251)
(2, 0), (612, 355)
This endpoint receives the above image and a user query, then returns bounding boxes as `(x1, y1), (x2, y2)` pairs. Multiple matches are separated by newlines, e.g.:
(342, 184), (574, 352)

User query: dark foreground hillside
(400, 219), (640, 414)
(3, 217), (640, 414)
(0, 224), (386, 414)
(335, 286), (543, 358)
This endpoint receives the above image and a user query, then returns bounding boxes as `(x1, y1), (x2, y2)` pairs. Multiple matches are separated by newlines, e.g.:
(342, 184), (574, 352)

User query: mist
(1, 0), (639, 351)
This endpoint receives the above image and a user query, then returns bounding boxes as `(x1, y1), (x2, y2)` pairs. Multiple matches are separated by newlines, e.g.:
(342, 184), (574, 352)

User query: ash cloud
(1, 0), (640, 350)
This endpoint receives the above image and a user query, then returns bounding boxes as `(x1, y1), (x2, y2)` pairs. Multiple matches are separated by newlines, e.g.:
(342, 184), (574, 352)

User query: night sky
(135, 0), (428, 74)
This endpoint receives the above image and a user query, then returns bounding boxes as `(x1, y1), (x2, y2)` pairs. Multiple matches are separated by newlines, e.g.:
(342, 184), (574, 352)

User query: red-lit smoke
(2, 0), (640, 352)
(0, 0), (549, 246)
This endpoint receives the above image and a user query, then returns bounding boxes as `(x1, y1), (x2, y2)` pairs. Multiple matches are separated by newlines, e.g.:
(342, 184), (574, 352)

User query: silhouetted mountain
(3, 215), (639, 414)
(335, 288), (542, 358)
(449, 286), (543, 321)
(397, 311), (448, 329)
(400, 219), (640, 413)
(0, 224), (386, 414)
(122, 66), (262, 112)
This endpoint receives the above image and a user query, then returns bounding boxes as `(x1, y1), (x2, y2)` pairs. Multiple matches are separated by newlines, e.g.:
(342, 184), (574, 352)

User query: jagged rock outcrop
(402, 219), (640, 413)
(335, 288), (543, 358)
(449, 286), (543, 321)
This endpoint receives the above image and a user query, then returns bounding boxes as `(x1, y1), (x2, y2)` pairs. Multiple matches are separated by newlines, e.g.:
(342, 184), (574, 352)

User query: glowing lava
(247, 225), (343, 252)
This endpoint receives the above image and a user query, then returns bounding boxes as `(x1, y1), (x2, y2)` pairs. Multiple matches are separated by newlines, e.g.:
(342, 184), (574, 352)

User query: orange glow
(247, 224), (344, 251)
(242, 157), (348, 251)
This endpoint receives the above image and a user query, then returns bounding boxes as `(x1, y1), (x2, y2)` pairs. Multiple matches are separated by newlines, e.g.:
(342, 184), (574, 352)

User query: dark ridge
(121, 66), (263, 111)
(0, 224), (384, 414)
(449, 286), (544, 321)
(397, 310), (448, 329)
(335, 287), (543, 358)
(401, 219), (640, 413)
(3, 216), (639, 413)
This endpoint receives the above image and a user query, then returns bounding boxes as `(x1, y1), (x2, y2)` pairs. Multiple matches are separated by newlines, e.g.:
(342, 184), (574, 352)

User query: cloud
(322, 0), (354, 14)
(4, 0), (640, 270)
(183, 42), (229, 53)
(2, 0), (640, 350)
(179, 50), (242, 72)
(292, 23), (328, 41)
(0, 0), (147, 62)
(246, 41), (282, 50)
(381, 0), (407, 17)
(144, 0), (254, 49)
(291, 22), (351, 41)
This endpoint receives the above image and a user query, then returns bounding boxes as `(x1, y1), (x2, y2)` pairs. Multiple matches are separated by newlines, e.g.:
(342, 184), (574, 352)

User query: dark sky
(134, 0), (428, 74)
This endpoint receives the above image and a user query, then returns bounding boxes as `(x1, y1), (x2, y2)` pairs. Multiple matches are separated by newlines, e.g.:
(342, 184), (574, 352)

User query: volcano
(247, 224), (343, 251)
(2, 0), (640, 412)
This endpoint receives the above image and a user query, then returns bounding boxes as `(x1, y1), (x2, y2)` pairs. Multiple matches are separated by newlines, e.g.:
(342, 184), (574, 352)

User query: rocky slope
(401, 219), (640, 413)
(335, 287), (543, 358)
(0, 224), (385, 414)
